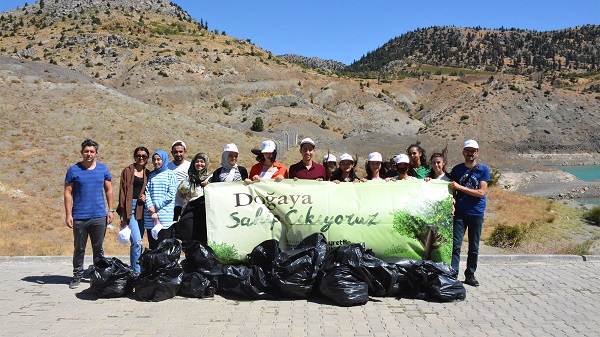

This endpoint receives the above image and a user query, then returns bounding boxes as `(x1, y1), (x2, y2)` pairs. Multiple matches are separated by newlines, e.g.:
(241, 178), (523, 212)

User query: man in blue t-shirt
(64, 139), (114, 289)
(449, 139), (490, 287)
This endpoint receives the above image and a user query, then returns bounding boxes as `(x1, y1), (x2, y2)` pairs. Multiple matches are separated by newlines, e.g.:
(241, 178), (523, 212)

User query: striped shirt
(168, 160), (190, 207)
(144, 170), (178, 229)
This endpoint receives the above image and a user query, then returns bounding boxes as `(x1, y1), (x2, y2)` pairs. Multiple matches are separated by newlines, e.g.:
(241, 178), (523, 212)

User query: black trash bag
(360, 248), (398, 297)
(90, 257), (135, 298)
(389, 259), (421, 297)
(218, 264), (275, 300)
(181, 241), (223, 275)
(138, 238), (182, 273)
(178, 271), (215, 298)
(246, 239), (281, 277)
(272, 233), (327, 299)
(404, 260), (466, 302)
(318, 264), (370, 306)
(135, 262), (183, 302)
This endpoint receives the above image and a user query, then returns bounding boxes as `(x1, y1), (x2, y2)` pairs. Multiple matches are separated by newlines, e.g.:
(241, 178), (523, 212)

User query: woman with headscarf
(176, 153), (211, 243)
(116, 146), (150, 275)
(143, 150), (178, 249)
(211, 143), (249, 182)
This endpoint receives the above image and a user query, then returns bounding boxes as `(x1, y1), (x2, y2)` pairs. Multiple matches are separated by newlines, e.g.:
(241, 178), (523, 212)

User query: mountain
(346, 25), (600, 76)
(278, 54), (346, 72)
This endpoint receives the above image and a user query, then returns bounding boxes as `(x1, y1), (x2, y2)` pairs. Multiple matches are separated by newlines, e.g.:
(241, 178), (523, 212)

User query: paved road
(1, 255), (599, 336)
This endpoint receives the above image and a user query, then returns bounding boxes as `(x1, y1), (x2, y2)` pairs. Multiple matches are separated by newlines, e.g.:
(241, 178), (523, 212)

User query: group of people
(64, 137), (490, 289)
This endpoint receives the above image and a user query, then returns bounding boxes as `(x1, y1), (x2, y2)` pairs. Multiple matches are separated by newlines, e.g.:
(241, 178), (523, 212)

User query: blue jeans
(451, 214), (484, 276)
(73, 217), (106, 278)
(128, 199), (145, 274)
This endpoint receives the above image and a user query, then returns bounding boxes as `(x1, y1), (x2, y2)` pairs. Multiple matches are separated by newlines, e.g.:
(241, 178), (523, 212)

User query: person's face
(134, 150), (148, 166)
(81, 146), (98, 163)
(194, 157), (206, 171)
(300, 144), (315, 162)
(431, 157), (446, 174)
(152, 154), (163, 169)
(171, 145), (186, 163)
(340, 160), (354, 173)
(227, 152), (238, 166)
(463, 147), (479, 163)
(369, 161), (381, 173)
(408, 147), (421, 166)
(325, 161), (337, 173)
(396, 162), (410, 174)
(263, 152), (273, 163)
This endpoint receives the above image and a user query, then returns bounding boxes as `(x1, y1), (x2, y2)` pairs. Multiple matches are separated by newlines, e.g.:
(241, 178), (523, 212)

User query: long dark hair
(365, 160), (387, 180)
(427, 145), (449, 178)
(407, 143), (429, 177)
(251, 149), (277, 162)
(133, 146), (150, 158)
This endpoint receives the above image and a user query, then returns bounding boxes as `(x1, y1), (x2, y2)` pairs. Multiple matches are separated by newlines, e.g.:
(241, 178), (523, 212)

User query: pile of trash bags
(89, 233), (466, 305)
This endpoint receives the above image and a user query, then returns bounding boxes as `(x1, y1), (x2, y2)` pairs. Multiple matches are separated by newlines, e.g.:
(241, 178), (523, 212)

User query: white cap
(463, 139), (479, 149)
(339, 153), (354, 162)
(261, 140), (276, 153)
(367, 152), (383, 162)
(395, 154), (410, 164)
(117, 226), (131, 244)
(300, 137), (316, 147)
(323, 154), (337, 162)
(171, 140), (187, 150)
(223, 143), (239, 153)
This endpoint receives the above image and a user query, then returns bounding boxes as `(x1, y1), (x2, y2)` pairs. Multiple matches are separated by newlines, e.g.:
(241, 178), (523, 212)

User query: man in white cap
(322, 153), (337, 181)
(167, 140), (190, 220)
(289, 138), (326, 180)
(448, 139), (491, 287)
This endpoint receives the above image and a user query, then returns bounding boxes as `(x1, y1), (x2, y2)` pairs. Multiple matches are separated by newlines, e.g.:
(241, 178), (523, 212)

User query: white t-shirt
(168, 160), (190, 207)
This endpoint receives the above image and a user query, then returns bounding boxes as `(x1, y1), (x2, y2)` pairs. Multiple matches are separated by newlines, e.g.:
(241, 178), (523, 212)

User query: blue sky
(1, 0), (598, 65)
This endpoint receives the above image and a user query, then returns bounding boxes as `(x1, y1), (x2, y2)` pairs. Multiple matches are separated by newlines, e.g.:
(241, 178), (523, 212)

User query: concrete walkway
(1, 255), (599, 336)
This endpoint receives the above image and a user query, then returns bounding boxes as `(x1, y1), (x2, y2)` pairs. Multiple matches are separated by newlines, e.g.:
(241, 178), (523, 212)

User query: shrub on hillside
(487, 223), (525, 248)
(583, 206), (600, 226)
(250, 117), (263, 132)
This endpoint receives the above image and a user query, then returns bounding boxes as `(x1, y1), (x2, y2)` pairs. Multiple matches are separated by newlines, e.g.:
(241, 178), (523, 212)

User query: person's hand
(360, 178), (367, 183)
(424, 177), (431, 182)
(448, 181), (459, 191)
(151, 212), (159, 221)
(274, 175), (284, 182)
(65, 215), (73, 228)
(201, 180), (209, 187)
(107, 212), (114, 224)
(138, 194), (146, 203)
(333, 180), (341, 184)
(316, 178), (323, 182)
(243, 178), (252, 185)
(293, 177), (299, 181)
(120, 219), (128, 229)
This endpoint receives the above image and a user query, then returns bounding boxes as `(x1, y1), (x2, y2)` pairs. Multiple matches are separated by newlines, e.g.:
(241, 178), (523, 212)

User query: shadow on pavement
(22, 275), (72, 285)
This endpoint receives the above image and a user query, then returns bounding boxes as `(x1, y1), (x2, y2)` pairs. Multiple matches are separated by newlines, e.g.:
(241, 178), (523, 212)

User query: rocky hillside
(0, 0), (599, 177)
(278, 54), (346, 72)
(347, 25), (600, 77)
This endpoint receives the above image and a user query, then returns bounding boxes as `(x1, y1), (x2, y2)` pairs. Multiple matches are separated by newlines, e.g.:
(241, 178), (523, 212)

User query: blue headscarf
(149, 150), (169, 178)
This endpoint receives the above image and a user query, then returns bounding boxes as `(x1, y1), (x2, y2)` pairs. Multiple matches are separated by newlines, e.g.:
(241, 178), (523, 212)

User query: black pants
(147, 226), (174, 250)
(176, 198), (207, 244)
(72, 217), (106, 278)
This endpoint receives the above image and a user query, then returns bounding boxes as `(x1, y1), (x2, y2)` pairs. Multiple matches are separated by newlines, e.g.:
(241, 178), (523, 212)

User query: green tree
(250, 117), (263, 132)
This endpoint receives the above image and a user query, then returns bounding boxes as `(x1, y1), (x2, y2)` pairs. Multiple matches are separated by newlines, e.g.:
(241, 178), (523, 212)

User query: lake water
(550, 165), (600, 206)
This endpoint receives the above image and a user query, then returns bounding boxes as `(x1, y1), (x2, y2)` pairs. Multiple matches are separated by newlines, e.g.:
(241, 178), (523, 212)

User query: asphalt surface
(1, 255), (599, 336)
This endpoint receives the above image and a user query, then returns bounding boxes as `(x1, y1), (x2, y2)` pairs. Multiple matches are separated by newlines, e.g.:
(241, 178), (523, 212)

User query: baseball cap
(395, 154), (410, 164)
(261, 140), (276, 153)
(171, 140), (187, 150)
(223, 143), (239, 153)
(300, 137), (316, 147)
(463, 139), (479, 149)
(367, 152), (383, 162)
(323, 154), (337, 162)
(339, 153), (354, 162)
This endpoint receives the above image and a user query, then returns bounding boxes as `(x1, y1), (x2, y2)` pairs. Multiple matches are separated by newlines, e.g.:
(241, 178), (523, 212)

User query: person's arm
(104, 179), (114, 224)
(449, 180), (488, 198)
(64, 183), (74, 228)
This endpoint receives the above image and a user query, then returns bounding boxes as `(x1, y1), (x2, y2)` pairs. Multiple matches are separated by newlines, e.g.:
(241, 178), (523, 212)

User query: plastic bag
(218, 264), (275, 300)
(135, 262), (183, 302)
(178, 271), (214, 298)
(409, 260), (466, 302)
(246, 239), (281, 277)
(318, 264), (369, 306)
(90, 257), (135, 298)
(138, 238), (182, 273)
(272, 233), (327, 299)
(180, 241), (222, 296)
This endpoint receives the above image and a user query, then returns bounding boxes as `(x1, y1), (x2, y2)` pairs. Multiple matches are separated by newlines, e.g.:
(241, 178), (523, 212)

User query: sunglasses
(135, 155), (148, 159)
